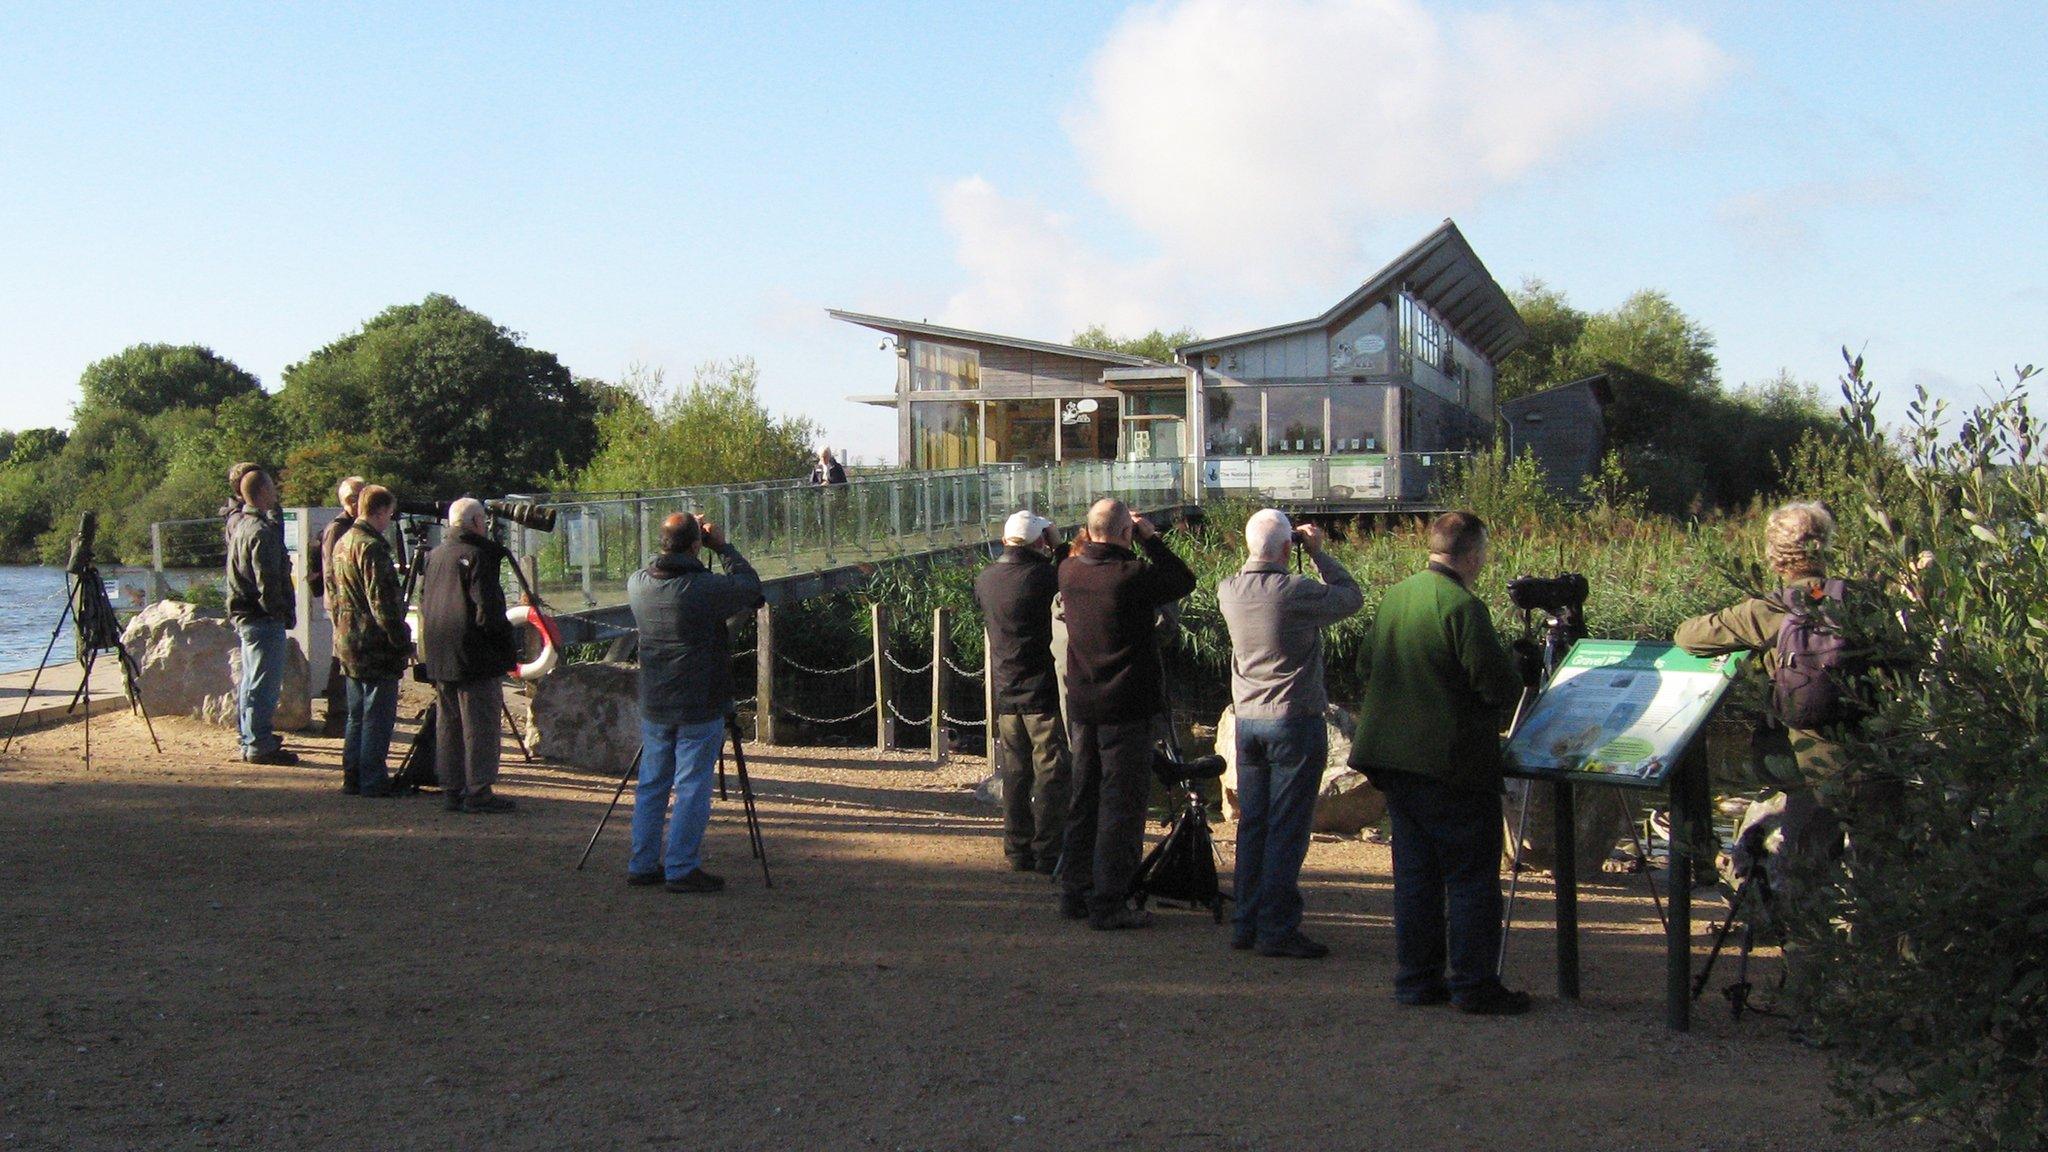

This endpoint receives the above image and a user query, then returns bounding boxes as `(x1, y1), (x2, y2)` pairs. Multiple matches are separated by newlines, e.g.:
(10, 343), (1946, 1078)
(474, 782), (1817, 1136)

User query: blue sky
(2, 1), (2042, 464)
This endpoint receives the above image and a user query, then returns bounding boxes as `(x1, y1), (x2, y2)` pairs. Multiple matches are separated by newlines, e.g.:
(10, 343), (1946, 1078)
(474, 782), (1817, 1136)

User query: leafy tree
(1497, 280), (1590, 403)
(1575, 289), (1720, 396)
(572, 360), (819, 492)
(277, 294), (602, 500)
(2, 427), (67, 468)
(1070, 324), (1201, 363)
(75, 343), (261, 419)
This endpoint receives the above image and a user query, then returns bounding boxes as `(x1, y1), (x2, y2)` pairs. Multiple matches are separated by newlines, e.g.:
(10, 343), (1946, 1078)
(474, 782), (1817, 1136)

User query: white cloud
(1716, 174), (1919, 253)
(941, 0), (1729, 334)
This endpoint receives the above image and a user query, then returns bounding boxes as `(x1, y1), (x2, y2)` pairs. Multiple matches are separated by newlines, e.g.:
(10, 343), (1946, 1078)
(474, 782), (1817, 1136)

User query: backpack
(1773, 579), (1855, 730)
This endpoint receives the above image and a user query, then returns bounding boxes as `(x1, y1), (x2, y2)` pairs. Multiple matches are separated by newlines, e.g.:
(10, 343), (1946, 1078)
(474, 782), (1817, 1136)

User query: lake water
(0, 566), (77, 673)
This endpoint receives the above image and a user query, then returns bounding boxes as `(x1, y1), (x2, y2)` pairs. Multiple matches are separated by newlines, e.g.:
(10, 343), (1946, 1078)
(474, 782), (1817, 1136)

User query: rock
(973, 771), (1003, 807)
(1214, 704), (1385, 835)
(122, 601), (311, 731)
(527, 661), (643, 772)
(1502, 778), (1638, 878)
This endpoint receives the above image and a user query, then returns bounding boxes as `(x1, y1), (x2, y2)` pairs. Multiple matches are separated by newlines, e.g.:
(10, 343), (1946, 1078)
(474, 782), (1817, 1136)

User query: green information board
(1504, 640), (1748, 789)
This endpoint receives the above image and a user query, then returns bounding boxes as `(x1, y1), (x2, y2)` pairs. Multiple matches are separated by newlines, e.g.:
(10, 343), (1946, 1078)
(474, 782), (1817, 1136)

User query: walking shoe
(1058, 894), (1091, 920)
(1255, 932), (1330, 960)
(1397, 987), (1452, 1007)
(358, 785), (397, 798)
(463, 793), (518, 814)
(341, 769), (360, 795)
(627, 871), (664, 887)
(1007, 855), (1036, 872)
(1453, 983), (1533, 1016)
(1230, 932), (1256, 951)
(665, 869), (725, 894)
(243, 748), (300, 766)
(1089, 907), (1152, 931)
(443, 793), (465, 812)
(1033, 858), (1059, 878)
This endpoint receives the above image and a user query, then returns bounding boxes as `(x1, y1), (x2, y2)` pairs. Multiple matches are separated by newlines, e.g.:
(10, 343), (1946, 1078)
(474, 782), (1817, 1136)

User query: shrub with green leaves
(1775, 354), (2047, 1148)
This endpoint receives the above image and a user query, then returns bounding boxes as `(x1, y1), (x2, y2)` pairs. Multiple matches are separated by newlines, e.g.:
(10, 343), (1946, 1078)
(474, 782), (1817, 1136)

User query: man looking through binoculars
(626, 512), (761, 893)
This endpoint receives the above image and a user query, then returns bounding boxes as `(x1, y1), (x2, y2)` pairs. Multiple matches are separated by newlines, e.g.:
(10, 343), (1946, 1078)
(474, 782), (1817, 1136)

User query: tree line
(0, 295), (818, 566)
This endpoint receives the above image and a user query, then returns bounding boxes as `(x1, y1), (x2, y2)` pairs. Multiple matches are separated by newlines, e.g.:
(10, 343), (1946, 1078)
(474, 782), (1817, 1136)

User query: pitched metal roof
(828, 310), (1164, 367)
(1178, 220), (1527, 363)
(1500, 374), (1614, 417)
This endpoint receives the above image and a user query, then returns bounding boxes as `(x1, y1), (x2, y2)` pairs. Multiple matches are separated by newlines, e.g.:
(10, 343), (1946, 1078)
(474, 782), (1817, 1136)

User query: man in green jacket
(329, 485), (413, 797)
(1350, 511), (1531, 1015)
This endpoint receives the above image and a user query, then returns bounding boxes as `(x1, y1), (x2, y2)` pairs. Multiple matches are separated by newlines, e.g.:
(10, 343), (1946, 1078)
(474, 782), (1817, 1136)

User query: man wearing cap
(974, 510), (1072, 875)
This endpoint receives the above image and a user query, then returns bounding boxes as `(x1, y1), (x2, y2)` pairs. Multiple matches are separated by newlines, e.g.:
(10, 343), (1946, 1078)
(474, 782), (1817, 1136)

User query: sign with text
(1505, 640), (1747, 789)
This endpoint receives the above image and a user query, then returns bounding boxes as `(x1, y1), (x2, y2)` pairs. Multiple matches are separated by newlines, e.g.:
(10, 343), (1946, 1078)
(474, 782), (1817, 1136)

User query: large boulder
(1214, 704), (1386, 836)
(122, 601), (312, 731)
(527, 661), (642, 773)
(1502, 778), (1639, 877)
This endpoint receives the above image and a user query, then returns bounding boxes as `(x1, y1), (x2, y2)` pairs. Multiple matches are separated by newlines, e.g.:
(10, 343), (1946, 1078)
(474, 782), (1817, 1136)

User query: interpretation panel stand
(1504, 640), (1747, 1033)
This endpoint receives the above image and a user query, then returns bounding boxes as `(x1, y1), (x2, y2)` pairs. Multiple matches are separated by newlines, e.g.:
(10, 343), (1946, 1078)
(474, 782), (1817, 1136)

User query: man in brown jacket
(329, 485), (412, 797)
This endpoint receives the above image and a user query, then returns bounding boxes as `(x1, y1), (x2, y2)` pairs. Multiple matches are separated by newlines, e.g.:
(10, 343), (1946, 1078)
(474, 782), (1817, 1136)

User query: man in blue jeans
(1218, 509), (1363, 958)
(626, 512), (762, 893)
(328, 485), (412, 797)
(225, 468), (299, 765)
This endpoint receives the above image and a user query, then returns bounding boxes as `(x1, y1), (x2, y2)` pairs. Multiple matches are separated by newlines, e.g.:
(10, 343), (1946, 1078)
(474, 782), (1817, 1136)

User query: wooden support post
(520, 555), (539, 600)
(871, 603), (890, 752)
(930, 607), (950, 762)
(1666, 747), (1708, 1033)
(982, 628), (996, 762)
(755, 603), (779, 746)
(1553, 781), (1581, 1001)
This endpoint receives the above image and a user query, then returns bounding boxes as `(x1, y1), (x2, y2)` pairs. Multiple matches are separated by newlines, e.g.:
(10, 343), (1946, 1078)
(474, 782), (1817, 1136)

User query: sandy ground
(0, 705), (1912, 1152)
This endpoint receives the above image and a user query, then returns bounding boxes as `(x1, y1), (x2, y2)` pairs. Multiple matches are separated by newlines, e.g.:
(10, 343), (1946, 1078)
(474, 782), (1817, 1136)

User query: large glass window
(1122, 391), (1185, 461)
(1399, 294), (1449, 373)
(1203, 386), (1260, 457)
(1058, 397), (1119, 461)
(909, 341), (980, 392)
(911, 401), (980, 469)
(983, 400), (1055, 465)
(1264, 388), (1324, 455)
(1328, 385), (1388, 454)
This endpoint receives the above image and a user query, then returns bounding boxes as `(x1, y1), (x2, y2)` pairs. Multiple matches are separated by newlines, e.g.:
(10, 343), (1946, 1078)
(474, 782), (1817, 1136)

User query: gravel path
(0, 709), (1910, 1151)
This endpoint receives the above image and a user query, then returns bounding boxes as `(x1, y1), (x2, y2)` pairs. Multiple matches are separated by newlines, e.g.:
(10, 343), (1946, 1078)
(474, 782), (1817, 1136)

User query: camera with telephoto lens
(394, 497), (557, 533)
(1506, 572), (1588, 616)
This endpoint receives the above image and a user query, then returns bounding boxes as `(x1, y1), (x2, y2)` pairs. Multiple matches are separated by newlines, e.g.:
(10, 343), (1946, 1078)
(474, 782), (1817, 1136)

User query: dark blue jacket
(628, 546), (762, 726)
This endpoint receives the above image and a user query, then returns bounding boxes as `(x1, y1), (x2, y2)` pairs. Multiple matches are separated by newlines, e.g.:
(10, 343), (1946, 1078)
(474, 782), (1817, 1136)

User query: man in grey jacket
(1218, 509), (1363, 958)
(225, 468), (299, 765)
(626, 513), (762, 893)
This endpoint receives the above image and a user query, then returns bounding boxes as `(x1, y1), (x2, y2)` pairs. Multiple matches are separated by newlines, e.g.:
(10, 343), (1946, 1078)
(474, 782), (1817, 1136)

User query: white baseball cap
(1003, 510), (1055, 542)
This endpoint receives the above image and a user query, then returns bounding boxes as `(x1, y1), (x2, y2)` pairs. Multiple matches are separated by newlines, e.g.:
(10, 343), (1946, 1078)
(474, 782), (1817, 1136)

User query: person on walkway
(626, 512), (762, 893)
(1057, 498), (1197, 930)
(418, 498), (519, 814)
(1675, 502), (1865, 870)
(1349, 511), (1531, 1014)
(1219, 509), (1363, 959)
(328, 485), (411, 797)
(808, 446), (848, 487)
(313, 475), (367, 735)
(225, 467), (299, 766)
(974, 509), (1072, 875)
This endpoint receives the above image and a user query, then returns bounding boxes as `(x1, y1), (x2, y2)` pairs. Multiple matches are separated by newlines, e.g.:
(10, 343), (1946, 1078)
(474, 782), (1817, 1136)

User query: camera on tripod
(1507, 572), (1588, 618)
(394, 497), (558, 533)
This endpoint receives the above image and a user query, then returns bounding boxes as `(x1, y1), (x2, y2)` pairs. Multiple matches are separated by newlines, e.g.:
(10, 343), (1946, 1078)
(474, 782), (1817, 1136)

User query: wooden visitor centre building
(833, 220), (1597, 509)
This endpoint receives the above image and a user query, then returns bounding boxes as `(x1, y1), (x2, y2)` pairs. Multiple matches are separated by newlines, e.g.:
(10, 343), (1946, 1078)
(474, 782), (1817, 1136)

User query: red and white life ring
(507, 604), (560, 680)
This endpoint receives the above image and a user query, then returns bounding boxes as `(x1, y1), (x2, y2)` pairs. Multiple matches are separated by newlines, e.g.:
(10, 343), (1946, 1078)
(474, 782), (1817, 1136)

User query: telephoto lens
(486, 500), (557, 533)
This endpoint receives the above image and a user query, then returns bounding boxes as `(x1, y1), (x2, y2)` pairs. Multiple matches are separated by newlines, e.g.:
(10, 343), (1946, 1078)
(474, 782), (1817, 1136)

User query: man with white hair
(1217, 509), (1363, 958)
(974, 509), (1072, 873)
(1057, 498), (1197, 929)
(312, 475), (368, 736)
(417, 497), (520, 813)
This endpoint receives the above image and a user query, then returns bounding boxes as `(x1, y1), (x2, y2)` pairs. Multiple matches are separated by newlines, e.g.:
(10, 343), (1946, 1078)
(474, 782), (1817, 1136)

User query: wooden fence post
(756, 603), (779, 746)
(871, 603), (890, 752)
(930, 607), (950, 762)
(982, 628), (996, 762)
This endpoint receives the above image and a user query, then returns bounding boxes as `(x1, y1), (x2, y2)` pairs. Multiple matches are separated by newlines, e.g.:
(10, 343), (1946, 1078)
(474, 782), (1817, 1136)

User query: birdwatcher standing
(1057, 498), (1197, 930)
(1350, 511), (1531, 1014)
(808, 446), (848, 487)
(328, 484), (411, 797)
(626, 513), (762, 893)
(418, 498), (519, 814)
(225, 467), (299, 766)
(974, 509), (1073, 875)
(313, 475), (367, 735)
(1218, 509), (1363, 959)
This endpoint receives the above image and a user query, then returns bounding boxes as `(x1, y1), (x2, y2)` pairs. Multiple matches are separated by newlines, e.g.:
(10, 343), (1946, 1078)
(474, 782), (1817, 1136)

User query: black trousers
(1061, 719), (1154, 919)
(997, 711), (1071, 866)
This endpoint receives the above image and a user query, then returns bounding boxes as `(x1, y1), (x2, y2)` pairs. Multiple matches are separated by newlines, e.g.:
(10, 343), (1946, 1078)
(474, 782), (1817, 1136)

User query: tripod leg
(116, 643), (162, 754)
(1497, 779), (1535, 977)
(726, 720), (772, 888)
(2, 590), (77, 754)
(501, 699), (533, 762)
(1692, 873), (1751, 1001)
(574, 747), (643, 872)
(1617, 789), (1666, 930)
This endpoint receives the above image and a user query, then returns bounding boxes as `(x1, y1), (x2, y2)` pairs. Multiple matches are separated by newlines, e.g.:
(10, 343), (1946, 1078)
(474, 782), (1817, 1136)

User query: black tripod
(3, 514), (162, 767)
(574, 713), (772, 887)
(1692, 829), (1781, 1019)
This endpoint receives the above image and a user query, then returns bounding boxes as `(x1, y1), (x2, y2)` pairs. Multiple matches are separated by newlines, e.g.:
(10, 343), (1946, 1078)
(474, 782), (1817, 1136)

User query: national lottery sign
(1505, 640), (1748, 789)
